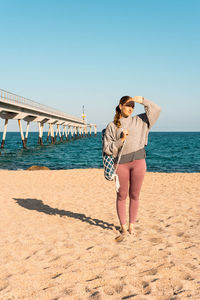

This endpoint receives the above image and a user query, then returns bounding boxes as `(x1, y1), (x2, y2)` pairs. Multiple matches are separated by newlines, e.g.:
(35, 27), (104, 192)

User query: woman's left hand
(132, 96), (144, 104)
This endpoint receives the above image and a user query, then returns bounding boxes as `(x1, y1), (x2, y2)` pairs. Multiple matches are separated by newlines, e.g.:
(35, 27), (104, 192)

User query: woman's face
(119, 100), (134, 118)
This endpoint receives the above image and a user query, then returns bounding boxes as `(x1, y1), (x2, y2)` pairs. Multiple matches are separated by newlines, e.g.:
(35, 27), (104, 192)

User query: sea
(0, 132), (199, 172)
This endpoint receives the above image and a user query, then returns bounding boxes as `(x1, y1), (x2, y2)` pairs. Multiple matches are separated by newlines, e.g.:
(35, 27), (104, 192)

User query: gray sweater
(103, 98), (161, 162)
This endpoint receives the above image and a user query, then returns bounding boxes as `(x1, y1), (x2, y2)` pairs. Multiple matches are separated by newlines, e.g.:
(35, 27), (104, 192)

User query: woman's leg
(128, 159), (146, 232)
(116, 163), (130, 229)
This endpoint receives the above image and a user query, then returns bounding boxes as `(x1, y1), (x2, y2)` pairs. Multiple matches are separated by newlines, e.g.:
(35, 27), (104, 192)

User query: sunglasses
(124, 101), (135, 108)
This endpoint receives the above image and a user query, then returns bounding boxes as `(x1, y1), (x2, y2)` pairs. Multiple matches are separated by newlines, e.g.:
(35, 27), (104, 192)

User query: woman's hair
(113, 96), (134, 128)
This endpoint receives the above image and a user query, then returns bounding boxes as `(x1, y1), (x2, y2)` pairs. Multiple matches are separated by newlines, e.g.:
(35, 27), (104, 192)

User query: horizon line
(0, 130), (199, 133)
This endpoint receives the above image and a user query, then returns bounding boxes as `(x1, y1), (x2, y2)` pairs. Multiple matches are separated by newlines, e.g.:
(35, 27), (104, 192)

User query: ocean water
(0, 132), (199, 172)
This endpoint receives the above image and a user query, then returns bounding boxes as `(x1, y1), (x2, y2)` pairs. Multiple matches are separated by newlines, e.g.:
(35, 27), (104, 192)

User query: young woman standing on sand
(103, 96), (161, 237)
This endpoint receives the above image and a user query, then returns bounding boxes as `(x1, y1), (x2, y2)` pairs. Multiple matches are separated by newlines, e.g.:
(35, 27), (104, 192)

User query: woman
(103, 96), (161, 236)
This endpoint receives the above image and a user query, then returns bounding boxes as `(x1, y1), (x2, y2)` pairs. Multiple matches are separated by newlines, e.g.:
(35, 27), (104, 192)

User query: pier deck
(0, 89), (96, 148)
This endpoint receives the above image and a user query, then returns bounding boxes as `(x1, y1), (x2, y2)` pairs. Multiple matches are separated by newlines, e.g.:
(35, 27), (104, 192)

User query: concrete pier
(18, 119), (27, 149)
(0, 89), (97, 148)
(1, 119), (8, 148)
(25, 121), (30, 144)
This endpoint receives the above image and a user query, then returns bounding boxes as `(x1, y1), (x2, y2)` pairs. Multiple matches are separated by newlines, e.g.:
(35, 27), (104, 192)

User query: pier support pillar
(77, 127), (80, 138)
(78, 127), (81, 138)
(55, 125), (59, 141)
(38, 122), (44, 145)
(50, 124), (55, 144)
(1, 119), (8, 148)
(85, 126), (88, 137)
(58, 125), (62, 141)
(67, 126), (70, 140)
(71, 127), (75, 139)
(41, 123), (44, 142)
(61, 126), (64, 141)
(71, 127), (74, 139)
(75, 127), (78, 139)
(18, 119), (27, 149)
(47, 125), (51, 142)
(94, 125), (97, 136)
(89, 126), (92, 136)
(25, 121), (30, 145)
(64, 125), (68, 140)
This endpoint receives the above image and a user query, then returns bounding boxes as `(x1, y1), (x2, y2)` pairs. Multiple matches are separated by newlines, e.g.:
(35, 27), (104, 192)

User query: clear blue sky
(0, 0), (199, 132)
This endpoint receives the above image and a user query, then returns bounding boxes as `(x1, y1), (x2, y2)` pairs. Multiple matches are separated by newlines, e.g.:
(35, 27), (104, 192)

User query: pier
(0, 89), (97, 149)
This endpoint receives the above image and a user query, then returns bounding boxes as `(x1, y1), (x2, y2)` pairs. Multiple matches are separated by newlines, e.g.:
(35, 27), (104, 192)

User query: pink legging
(115, 159), (146, 225)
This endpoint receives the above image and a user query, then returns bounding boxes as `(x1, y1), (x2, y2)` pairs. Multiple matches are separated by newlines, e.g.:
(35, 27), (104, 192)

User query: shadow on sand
(13, 198), (119, 231)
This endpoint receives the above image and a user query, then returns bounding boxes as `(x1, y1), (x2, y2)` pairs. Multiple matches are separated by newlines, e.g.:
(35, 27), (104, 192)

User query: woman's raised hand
(132, 96), (144, 104)
(121, 129), (129, 142)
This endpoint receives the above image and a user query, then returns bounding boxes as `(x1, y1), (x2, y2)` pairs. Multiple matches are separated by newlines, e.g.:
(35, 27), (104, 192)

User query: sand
(0, 169), (199, 300)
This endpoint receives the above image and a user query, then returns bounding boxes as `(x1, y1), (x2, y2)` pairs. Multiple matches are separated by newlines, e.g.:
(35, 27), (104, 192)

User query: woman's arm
(132, 96), (161, 129)
(132, 96), (144, 104)
(103, 124), (124, 157)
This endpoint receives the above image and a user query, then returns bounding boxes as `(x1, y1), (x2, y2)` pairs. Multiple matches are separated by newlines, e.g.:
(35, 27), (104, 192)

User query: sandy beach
(0, 169), (199, 300)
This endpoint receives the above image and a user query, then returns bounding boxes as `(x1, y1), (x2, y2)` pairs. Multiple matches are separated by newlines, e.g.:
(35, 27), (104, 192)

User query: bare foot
(115, 234), (126, 243)
(120, 224), (128, 235)
(115, 225), (129, 243)
(128, 223), (135, 235)
(115, 232), (129, 243)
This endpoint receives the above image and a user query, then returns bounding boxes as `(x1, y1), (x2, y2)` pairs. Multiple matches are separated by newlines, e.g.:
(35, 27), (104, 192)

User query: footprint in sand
(85, 286), (91, 293)
(142, 281), (149, 288)
(86, 246), (94, 250)
(121, 293), (137, 299)
(148, 237), (163, 244)
(89, 290), (101, 299)
(185, 244), (195, 250)
(113, 284), (124, 293)
(182, 273), (195, 281)
(51, 273), (63, 279)
(185, 263), (198, 270)
(176, 231), (184, 237)
(103, 286), (115, 295)
(62, 287), (73, 295)
(151, 225), (164, 232)
(144, 287), (151, 295)
(86, 275), (102, 282)
(184, 234), (190, 238)
(141, 268), (158, 276)
(49, 256), (62, 263)
(146, 268), (158, 276)
(151, 278), (159, 283)
(64, 262), (73, 269)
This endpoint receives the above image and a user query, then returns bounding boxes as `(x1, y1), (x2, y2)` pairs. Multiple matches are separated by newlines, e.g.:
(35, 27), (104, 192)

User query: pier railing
(0, 88), (82, 123)
(0, 88), (97, 149)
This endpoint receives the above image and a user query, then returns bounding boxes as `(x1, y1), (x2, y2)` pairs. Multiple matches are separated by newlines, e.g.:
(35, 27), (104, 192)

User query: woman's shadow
(13, 198), (119, 231)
